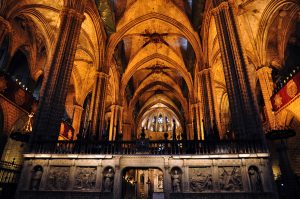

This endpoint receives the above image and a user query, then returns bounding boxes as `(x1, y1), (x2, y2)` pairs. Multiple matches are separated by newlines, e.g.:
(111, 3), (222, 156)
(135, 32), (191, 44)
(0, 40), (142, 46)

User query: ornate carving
(248, 166), (263, 192)
(103, 167), (114, 192)
(158, 174), (163, 189)
(219, 167), (243, 191)
(74, 167), (97, 190)
(189, 167), (213, 192)
(274, 94), (283, 109)
(46, 167), (70, 190)
(286, 80), (298, 98)
(30, 165), (43, 190)
(171, 168), (181, 192)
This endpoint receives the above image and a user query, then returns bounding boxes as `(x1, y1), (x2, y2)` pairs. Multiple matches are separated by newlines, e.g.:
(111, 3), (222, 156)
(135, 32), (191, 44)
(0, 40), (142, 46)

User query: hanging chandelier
(10, 112), (34, 142)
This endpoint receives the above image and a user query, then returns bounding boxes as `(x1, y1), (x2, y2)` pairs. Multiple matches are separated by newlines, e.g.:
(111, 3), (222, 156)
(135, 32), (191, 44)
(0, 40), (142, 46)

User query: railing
(170, 192), (274, 199)
(30, 140), (268, 155)
(0, 160), (22, 184)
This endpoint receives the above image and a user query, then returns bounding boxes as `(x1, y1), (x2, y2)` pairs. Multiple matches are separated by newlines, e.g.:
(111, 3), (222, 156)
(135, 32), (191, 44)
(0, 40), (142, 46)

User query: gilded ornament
(274, 94), (283, 109)
(286, 80), (298, 98)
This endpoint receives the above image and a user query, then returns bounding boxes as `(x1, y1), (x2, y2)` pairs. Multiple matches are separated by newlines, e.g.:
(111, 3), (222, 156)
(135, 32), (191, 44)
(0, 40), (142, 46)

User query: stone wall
(0, 97), (27, 164)
(16, 153), (277, 199)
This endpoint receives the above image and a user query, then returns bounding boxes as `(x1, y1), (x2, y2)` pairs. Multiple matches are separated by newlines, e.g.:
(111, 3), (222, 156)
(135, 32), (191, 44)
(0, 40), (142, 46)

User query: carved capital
(192, 102), (200, 108)
(64, 0), (87, 13)
(95, 71), (109, 79)
(60, 8), (85, 22)
(257, 66), (272, 75)
(198, 68), (211, 76)
(73, 104), (83, 111)
(211, 2), (229, 16)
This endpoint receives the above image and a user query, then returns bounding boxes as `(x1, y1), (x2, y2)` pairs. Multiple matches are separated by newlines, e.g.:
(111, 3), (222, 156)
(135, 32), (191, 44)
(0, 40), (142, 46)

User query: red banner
(271, 71), (300, 112)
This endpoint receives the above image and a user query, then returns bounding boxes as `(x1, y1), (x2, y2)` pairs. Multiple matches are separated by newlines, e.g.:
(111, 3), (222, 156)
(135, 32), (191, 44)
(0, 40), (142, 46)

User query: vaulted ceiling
(104, 0), (205, 124)
(0, 0), (206, 129)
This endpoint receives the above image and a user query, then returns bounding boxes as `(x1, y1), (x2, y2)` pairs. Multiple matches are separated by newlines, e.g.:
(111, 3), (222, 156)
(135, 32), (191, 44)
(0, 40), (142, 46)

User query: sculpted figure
(171, 169), (181, 192)
(103, 168), (114, 192)
(248, 166), (262, 192)
(31, 166), (43, 190)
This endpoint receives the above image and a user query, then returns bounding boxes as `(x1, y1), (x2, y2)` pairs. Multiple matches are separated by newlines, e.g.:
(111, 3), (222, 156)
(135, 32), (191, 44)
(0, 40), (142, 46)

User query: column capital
(257, 65), (273, 74)
(64, 0), (87, 13)
(61, 8), (85, 21)
(211, 1), (229, 15)
(198, 68), (211, 76)
(0, 16), (12, 32)
(73, 104), (83, 110)
(110, 104), (122, 109)
(192, 101), (201, 108)
(95, 71), (109, 79)
(123, 123), (131, 127)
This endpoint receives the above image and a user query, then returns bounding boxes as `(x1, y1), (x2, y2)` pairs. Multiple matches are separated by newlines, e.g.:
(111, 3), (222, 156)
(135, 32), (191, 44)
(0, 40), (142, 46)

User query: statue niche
(171, 168), (182, 192)
(103, 167), (114, 192)
(30, 165), (43, 190)
(248, 166), (263, 192)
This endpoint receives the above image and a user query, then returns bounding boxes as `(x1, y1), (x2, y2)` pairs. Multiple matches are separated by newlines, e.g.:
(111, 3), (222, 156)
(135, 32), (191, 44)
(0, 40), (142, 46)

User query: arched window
(8, 50), (34, 91)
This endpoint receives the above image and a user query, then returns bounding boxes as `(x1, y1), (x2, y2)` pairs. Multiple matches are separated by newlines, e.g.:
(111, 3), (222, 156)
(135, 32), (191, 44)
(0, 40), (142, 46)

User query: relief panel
(189, 167), (213, 192)
(219, 166), (243, 191)
(46, 166), (70, 190)
(74, 167), (97, 190)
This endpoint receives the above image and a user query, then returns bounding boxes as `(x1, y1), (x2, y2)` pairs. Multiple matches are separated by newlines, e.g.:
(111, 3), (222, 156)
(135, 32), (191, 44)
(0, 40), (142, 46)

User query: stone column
(109, 105), (116, 141)
(198, 69), (217, 140)
(72, 104), (83, 137)
(257, 66), (275, 128)
(211, 0), (264, 140)
(186, 122), (193, 140)
(182, 159), (189, 192)
(113, 161), (121, 199)
(122, 122), (131, 140)
(119, 106), (123, 134)
(113, 105), (122, 140)
(0, 16), (11, 46)
(194, 102), (202, 140)
(89, 71), (109, 140)
(163, 158), (171, 199)
(96, 161), (103, 191)
(32, 0), (87, 142)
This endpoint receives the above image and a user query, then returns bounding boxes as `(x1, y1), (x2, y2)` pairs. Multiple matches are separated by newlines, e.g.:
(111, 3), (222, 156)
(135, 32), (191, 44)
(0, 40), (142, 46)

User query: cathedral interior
(0, 0), (300, 199)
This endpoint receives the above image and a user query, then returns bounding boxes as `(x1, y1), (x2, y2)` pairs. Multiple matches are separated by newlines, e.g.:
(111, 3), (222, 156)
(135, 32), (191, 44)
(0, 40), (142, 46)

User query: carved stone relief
(30, 165), (43, 190)
(248, 166), (263, 192)
(103, 167), (114, 192)
(219, 166), (243, 191)
(189, 167), (213, 192)
(74, 167), (97, 190)
(171, 168), (182, 192)
(46, 166), (70, 190)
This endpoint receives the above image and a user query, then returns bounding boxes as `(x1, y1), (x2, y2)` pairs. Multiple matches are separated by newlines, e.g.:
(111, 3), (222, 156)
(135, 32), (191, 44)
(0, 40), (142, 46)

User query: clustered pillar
(72, 104), (84, 136)
(257, 66), (275, 128)
(108, 105), (122, 141)
(211, 0), (264, 140)
(198, 69), (217, 140)
(89, 71), (109, 140)
(32, 0), (87, 142)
